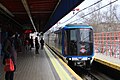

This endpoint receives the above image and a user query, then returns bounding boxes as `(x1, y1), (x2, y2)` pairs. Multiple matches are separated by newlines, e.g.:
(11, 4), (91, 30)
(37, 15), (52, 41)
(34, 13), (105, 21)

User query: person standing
(13, 33), (22, 52)
(29, 36), (34, 50)
(3, 32), (17, 80)
(24, 36), (30, 50)
(40, 38), (44, 49)
(35, 37), (39, 52)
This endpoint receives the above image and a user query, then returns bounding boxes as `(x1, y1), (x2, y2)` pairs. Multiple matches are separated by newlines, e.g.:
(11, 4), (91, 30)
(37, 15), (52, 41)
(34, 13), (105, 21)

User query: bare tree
(78, 1), (120, 32)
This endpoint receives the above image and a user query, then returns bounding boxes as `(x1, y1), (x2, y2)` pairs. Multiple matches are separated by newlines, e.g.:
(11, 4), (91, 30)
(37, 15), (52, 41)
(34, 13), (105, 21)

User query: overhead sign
(22, 26), (32, 30)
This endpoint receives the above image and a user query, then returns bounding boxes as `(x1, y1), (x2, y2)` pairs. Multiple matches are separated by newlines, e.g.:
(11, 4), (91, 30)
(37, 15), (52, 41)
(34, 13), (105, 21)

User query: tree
(78, 1), (120, 32)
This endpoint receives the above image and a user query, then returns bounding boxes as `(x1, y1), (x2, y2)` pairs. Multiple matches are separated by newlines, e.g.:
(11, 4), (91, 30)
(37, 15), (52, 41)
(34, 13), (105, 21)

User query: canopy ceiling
(0, 0), (84, 33)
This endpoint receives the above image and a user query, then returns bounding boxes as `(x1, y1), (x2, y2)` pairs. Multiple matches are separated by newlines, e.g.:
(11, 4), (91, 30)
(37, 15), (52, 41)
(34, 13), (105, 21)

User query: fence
(94, 31), (120, 59)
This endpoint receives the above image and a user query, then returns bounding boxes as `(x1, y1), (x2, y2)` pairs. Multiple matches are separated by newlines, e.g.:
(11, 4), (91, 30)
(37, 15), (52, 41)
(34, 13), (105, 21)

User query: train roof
(54, 24), (93, 34)
(63, 24), (93, 29)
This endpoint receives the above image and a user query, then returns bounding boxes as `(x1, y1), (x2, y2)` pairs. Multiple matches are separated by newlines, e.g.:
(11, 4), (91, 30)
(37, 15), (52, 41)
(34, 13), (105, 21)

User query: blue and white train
(45, 24), (94, 69)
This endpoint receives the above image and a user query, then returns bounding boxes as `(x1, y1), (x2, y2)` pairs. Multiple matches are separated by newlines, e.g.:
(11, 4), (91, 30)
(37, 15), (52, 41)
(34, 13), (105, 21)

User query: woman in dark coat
(3, 32), (17, 80)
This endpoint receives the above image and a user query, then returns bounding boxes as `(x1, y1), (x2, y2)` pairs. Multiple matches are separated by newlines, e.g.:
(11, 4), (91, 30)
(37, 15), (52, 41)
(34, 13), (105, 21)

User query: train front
(62, 25), (94, 68)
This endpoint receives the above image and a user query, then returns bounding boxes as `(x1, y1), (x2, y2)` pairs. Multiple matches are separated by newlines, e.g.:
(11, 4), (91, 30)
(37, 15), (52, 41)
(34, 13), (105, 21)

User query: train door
(63, 30), (68, 55)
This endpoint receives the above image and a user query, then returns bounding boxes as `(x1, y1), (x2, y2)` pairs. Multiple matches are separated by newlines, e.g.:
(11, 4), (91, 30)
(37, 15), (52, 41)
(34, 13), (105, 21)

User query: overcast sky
(78, 0), (120, 10)
(51, 0), (120, 31)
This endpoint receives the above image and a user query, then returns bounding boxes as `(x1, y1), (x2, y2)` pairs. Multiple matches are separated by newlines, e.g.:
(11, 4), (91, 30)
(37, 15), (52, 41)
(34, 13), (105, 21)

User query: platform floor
(0, 46), (82, 80)
(1, 45), (119, 80)
(0, 48), (58, 80)
(94, 53), (120, 71)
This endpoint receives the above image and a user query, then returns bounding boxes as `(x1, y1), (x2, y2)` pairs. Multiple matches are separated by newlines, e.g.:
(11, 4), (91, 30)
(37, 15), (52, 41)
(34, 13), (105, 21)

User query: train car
(45, 24), (94, 69)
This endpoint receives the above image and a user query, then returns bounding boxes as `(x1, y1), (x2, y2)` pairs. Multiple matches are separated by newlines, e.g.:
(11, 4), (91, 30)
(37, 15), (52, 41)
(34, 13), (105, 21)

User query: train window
(58, 32), (62, 50)
(65, 29), (77, 56)
(78, 29), (93, 56)
(70, 30), (77, 41)
(64, 28), (93, 56)
(79, 29), (93, 42)
(64, 31), (68, 55)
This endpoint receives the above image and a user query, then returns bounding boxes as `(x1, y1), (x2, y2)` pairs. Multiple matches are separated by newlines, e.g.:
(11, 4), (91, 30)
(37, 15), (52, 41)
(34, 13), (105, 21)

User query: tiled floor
(0, 47), (59, 80)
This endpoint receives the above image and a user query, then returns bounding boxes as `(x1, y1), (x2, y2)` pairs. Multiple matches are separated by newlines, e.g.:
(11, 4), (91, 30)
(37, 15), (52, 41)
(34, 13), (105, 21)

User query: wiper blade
(81, 35), (89, 42)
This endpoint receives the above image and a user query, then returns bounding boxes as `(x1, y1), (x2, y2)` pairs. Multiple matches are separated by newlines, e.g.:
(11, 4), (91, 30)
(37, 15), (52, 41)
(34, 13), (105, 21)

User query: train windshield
(65, 28), (93, 56)
(79, 29), (93, 42)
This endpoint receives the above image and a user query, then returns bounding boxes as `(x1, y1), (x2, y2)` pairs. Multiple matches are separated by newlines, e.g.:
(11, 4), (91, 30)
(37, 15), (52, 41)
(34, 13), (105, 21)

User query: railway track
(71, 65), (115, 80)
(81, 70), (99, 80)
(70, 66), (100, 80)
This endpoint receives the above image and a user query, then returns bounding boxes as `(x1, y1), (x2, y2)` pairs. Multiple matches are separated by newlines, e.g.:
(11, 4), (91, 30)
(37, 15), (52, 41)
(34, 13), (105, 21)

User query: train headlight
(69, 58), (72, 60)
(87, 57), (91, 60)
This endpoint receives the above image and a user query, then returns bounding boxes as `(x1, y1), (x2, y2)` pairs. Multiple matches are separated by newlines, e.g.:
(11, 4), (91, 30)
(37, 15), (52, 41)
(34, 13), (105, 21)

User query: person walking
(2, 32), (17, 80)
(40, 38), (44, 49)
(35, 37), (39, 52)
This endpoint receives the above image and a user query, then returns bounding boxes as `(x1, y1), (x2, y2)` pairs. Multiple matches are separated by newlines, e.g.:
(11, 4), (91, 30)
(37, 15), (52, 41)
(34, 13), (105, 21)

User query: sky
(78, 0), (120, 10)
(50, 0), (120, 31)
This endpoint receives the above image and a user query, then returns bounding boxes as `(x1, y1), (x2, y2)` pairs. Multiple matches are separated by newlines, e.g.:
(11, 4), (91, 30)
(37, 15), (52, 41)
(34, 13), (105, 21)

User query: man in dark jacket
(29, 36), (34, 50)
(40, 38), (44, 49)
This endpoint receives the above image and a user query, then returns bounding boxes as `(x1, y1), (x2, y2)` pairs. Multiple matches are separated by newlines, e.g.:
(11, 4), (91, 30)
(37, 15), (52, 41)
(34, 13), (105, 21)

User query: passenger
(29, 36), (34, 50)
(24, 37), (29, 50)
(35, 37), (39, 52)
(40, 38), (44, 49)
(2, 32), (17, 80)
(13, 33), (22, 52)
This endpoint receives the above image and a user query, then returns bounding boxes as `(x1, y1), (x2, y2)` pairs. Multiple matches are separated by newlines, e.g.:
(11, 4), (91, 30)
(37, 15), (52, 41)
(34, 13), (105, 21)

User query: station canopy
(0, 0), (84, 33)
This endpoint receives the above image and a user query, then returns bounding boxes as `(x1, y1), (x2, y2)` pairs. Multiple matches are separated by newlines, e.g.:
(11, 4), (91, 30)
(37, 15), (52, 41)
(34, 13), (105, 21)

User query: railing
(94, 31), (120, 59)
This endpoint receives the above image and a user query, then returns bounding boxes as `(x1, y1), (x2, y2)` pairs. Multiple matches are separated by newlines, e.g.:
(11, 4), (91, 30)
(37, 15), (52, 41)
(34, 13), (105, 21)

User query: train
(44, 24), (94, 69)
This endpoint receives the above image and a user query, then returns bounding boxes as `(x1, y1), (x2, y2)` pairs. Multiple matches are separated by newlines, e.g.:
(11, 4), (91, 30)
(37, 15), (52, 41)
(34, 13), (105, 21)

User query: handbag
(4, 58), (15, 71)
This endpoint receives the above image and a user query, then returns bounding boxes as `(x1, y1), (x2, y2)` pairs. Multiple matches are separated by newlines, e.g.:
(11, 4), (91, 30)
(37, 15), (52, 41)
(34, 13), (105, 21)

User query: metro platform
(94, 53), (120, 71)
(0, 46), (82, 80)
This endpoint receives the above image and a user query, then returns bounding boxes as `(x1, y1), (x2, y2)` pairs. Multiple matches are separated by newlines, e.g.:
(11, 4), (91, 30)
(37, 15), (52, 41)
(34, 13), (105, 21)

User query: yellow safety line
(53, 51), (83, 80)
(44, 46), (72, 80)
(45, 45), (83, 80)
(94, 57), (120, 71)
